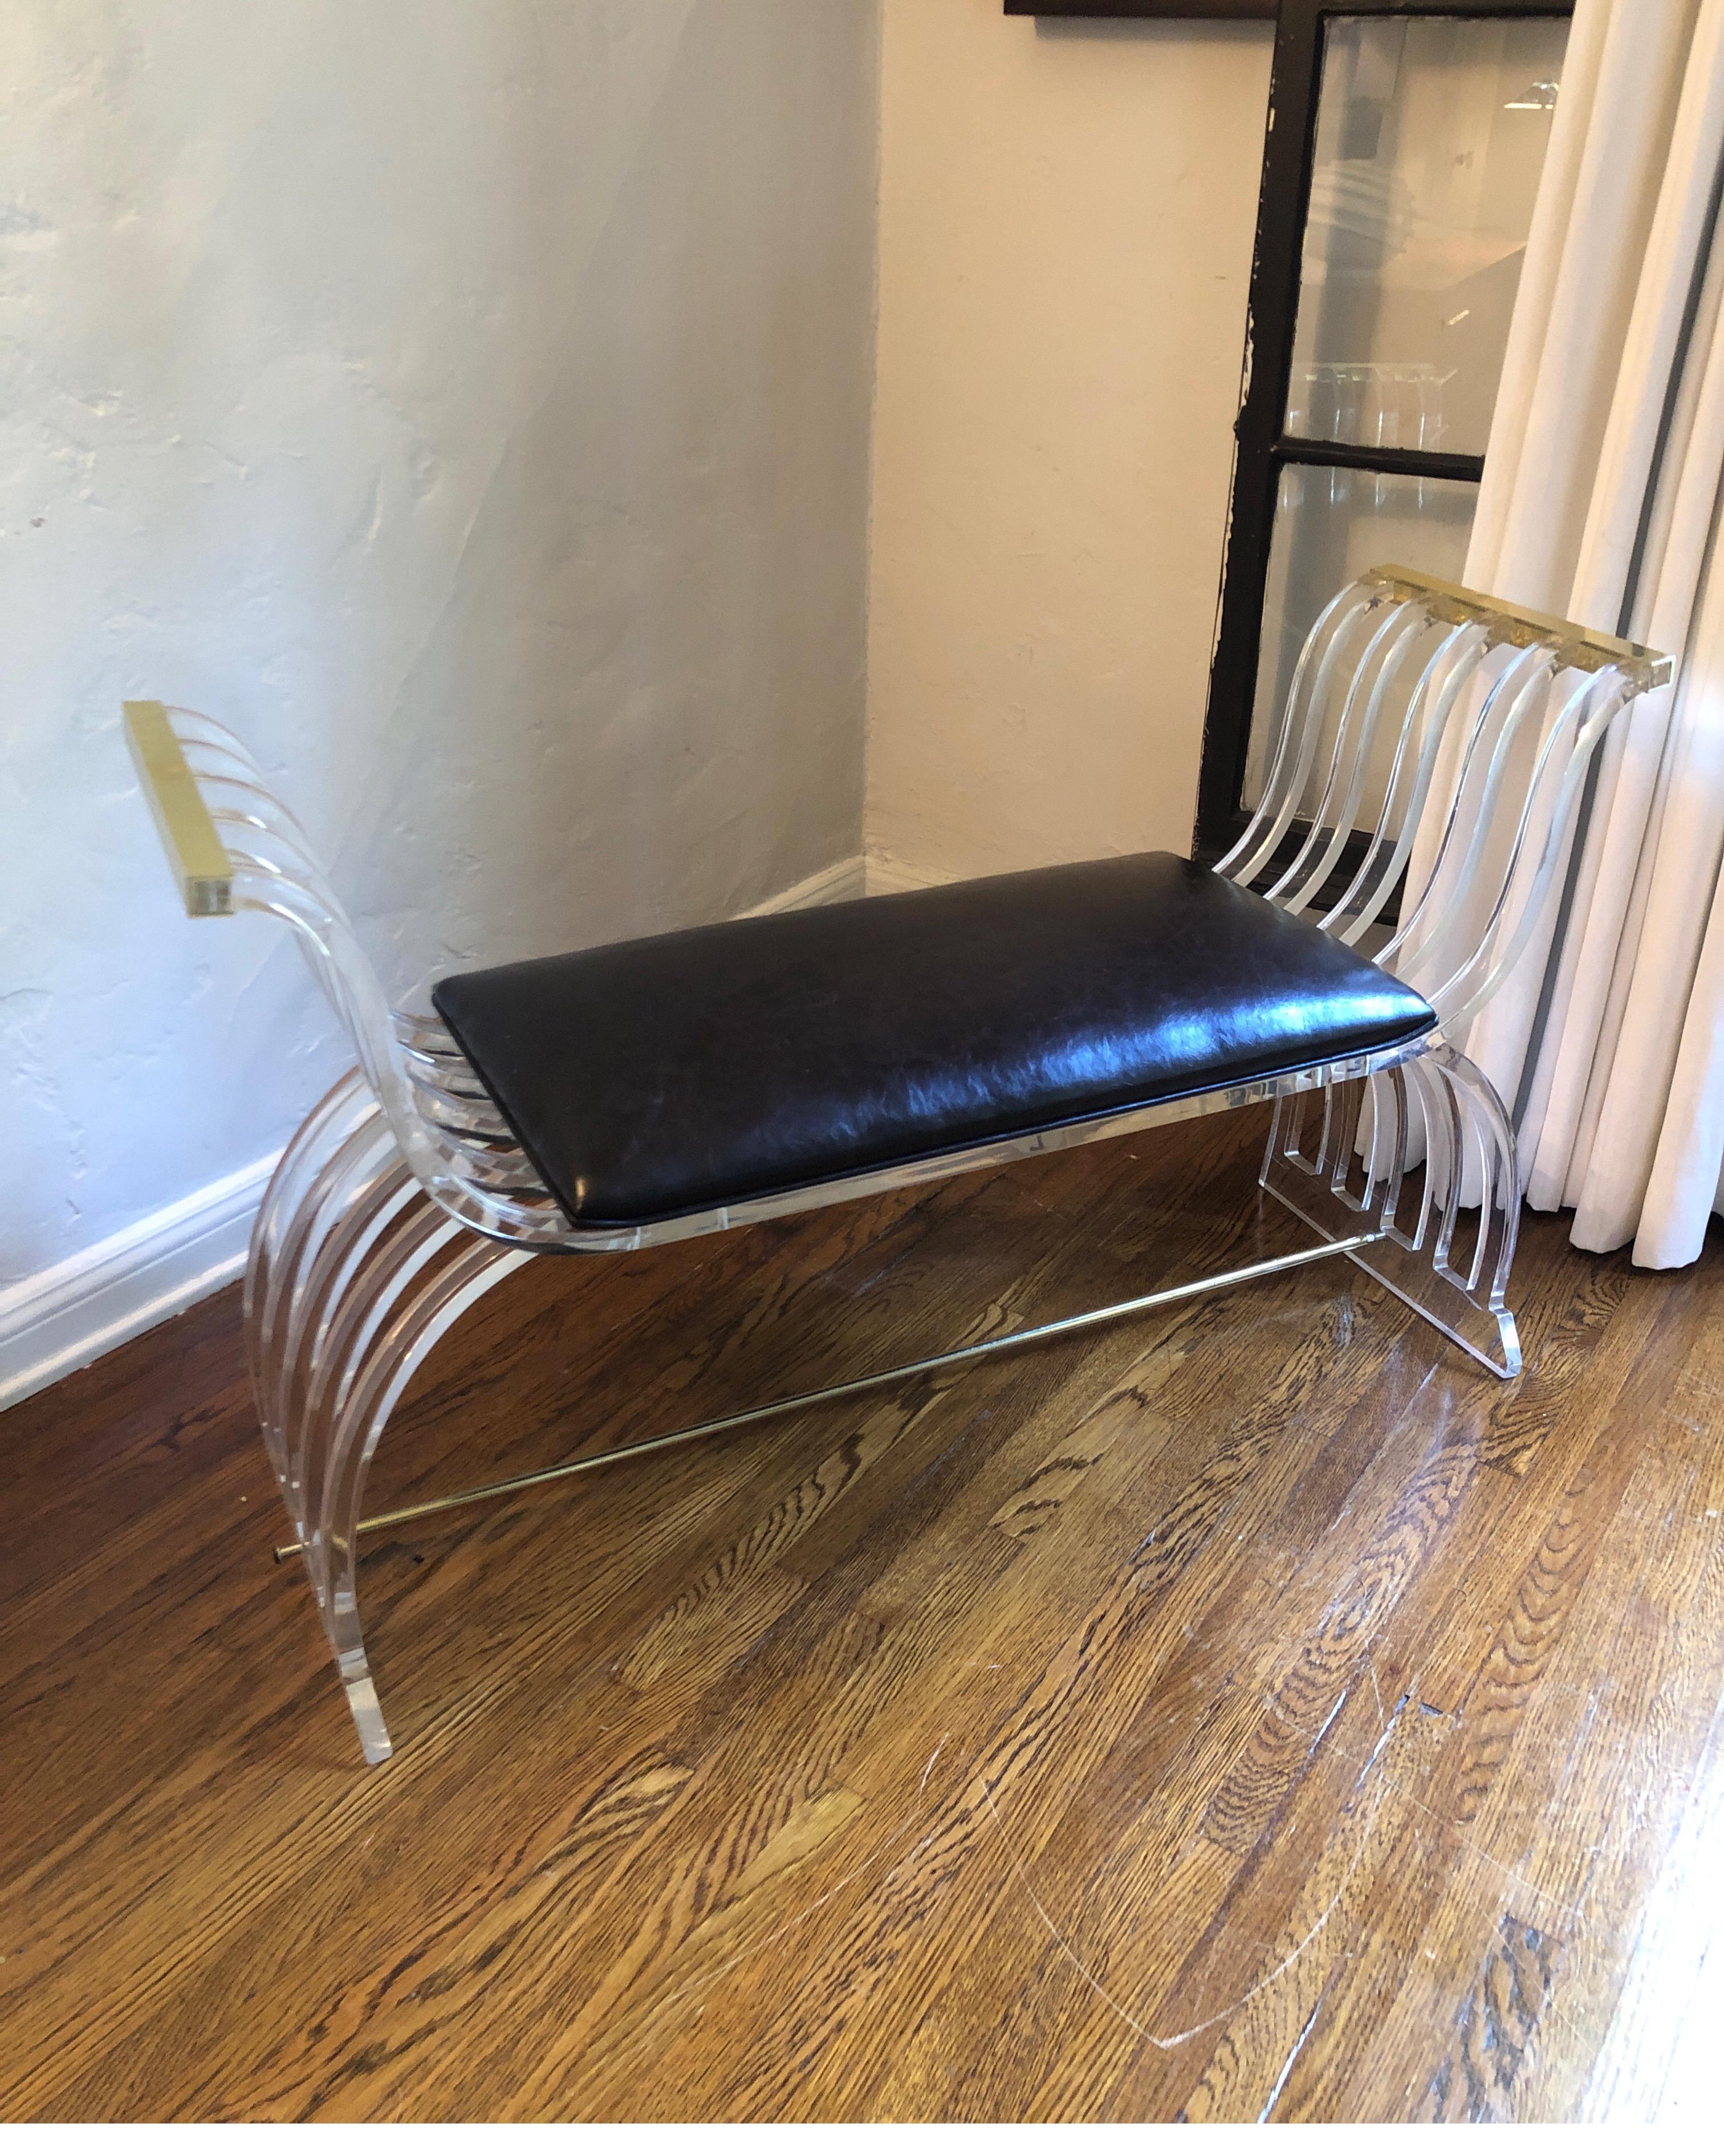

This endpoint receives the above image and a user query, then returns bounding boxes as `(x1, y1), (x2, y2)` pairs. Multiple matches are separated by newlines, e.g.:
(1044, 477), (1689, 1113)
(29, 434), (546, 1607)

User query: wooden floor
(4, 1105), (1723, 2123)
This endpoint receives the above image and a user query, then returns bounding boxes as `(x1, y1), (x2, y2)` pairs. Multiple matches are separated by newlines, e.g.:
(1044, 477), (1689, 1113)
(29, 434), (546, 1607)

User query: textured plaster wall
(1, 3), (879, 1291)
(866, 0), (1272, 884)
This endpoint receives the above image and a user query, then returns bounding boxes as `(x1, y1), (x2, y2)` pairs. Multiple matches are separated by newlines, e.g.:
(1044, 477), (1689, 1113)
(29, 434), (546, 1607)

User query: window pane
(1285, 15), (1568, 457)
(1243, 464), (1478, 813)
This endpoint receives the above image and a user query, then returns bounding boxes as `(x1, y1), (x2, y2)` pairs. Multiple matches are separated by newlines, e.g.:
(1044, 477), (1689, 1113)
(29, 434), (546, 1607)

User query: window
(1194, 1), (1573, 896)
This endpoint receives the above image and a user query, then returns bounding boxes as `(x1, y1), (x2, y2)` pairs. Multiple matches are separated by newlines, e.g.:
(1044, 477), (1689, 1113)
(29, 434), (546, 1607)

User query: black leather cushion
(432, 852), (1433, 1231)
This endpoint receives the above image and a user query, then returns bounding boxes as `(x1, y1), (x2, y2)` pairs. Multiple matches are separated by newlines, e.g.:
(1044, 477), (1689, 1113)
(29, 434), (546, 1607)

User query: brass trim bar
(1371, 565), (1675, 690)
(273, 1228), (1384, 1559)
(123, 700), (235, 917)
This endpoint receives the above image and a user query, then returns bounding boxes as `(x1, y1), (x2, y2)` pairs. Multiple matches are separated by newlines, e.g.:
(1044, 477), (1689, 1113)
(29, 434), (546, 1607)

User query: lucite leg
(244, 1071), (373, 1485)
(1440, 1050), (1520, 1315)
(1262, 1048), (1523, 1380)
(310, 1227), (534, 1762)
(260, 1109), (404, 1527)
(246, 1077), (538, 1763)
(277, 1139), (417, 1515)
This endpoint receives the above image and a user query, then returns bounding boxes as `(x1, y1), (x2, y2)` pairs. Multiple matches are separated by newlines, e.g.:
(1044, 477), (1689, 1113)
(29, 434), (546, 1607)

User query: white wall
(1, 0), (1278, 1403)
(2, 6), (880, 1319)
(866, 0), (1272, 886)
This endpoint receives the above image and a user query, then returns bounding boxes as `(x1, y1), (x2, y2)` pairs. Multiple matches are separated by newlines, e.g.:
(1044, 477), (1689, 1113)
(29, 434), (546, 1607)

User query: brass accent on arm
(123, 701), (234, 918)
(1371, 565), (1676, 691)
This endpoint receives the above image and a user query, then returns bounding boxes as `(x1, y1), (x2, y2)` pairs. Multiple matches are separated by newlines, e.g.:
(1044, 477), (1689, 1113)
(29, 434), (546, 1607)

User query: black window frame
(1007, 2), (1573, 894)
(1004, 5), (1284, 19)
(1192, 0), (1574, 885)
(1006, 5), (1278, 19)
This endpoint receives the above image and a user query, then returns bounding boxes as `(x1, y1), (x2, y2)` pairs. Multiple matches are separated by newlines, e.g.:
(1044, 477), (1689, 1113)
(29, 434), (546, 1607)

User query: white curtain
(1446, 0), (1724, 1267)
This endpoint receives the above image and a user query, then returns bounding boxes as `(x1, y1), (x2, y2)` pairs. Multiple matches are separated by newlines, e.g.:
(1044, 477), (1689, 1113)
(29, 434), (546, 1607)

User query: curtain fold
(1423, 0), (1724, 1266)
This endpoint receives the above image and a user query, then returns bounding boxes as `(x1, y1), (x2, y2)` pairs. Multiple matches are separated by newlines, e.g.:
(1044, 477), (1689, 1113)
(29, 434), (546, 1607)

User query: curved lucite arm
(1216, 567), (1674, 1037)
(124, 701), (576, 1247)
(1376, 644), (1561, 986)
(1264, 602), (1428, 914)
(1318, 620), (1490, 942)
(1215, 584), (1385, 888)
(1429, 673), (1637, 1033)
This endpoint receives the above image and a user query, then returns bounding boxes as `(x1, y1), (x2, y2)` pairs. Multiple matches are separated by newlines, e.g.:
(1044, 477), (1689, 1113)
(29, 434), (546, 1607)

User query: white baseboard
(744, 852), (867, 914)
(865, 850), (949, 896)
(0, 1152), (280, 1415)
(752, 849), (949, 906)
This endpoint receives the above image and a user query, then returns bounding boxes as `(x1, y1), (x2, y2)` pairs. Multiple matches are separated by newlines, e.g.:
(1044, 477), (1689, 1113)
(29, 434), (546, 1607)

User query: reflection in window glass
(1286, 16), (1568, 458)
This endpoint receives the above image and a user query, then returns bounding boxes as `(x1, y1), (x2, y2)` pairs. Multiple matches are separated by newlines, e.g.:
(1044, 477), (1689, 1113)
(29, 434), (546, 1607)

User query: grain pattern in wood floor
(2, 1107), (1721, 2122)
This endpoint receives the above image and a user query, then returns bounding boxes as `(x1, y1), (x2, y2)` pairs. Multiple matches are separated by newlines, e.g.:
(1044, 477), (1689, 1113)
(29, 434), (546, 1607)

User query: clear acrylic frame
(121, 573), (1670, 1763)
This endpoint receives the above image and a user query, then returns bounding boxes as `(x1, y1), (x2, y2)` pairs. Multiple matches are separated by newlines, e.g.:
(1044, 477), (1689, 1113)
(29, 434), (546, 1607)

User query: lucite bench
(124, 565), (1670, 1762)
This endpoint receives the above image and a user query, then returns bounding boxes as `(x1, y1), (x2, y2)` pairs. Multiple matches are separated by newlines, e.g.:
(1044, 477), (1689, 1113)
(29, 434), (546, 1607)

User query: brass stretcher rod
(274, 1230), (1383, 1560)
